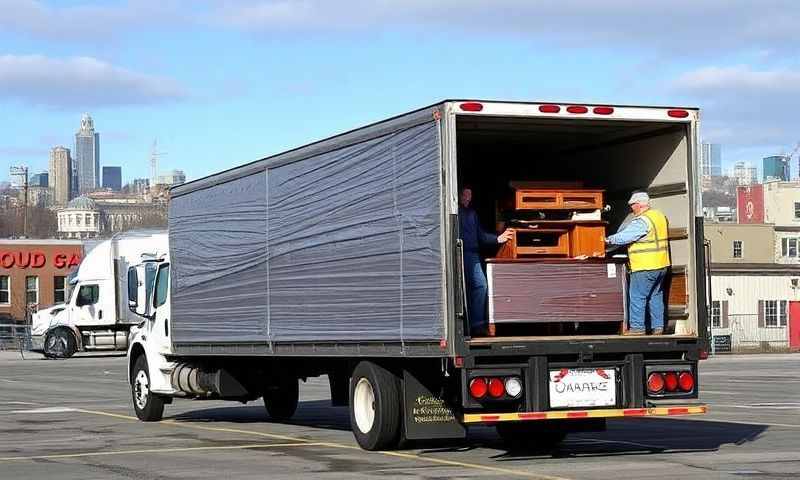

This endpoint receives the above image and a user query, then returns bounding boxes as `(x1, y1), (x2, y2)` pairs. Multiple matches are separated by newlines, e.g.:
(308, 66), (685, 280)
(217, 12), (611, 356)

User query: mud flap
(403, 370), (466, 440)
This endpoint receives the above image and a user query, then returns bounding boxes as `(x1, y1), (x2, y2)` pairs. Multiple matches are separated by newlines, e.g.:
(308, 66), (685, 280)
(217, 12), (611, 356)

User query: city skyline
(1, 2), (800, 186)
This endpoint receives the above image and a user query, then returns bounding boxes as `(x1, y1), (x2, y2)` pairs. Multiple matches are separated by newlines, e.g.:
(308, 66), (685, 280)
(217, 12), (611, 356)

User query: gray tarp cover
(169, 121), (443, 344)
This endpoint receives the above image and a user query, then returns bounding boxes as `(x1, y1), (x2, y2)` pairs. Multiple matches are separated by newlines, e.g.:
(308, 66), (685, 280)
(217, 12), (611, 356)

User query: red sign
(0, 251), (81, 269)
(737, 184), (764, 224)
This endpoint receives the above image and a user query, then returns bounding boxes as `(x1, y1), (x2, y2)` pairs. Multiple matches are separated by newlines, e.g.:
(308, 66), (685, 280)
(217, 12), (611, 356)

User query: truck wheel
(131, 355), (165, 422)
(43, 329), (76, 359)
(349, 361), (401, 451)
(496, 422), (567, 450)
(263, 376), (299, 421)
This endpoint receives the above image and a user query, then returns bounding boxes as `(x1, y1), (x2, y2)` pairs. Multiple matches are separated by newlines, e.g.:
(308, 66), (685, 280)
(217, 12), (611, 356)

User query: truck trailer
(127, 100), (709, 450)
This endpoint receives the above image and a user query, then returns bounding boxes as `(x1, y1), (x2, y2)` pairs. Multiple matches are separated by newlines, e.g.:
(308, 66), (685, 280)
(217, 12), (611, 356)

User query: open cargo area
(454, 113), (697, 340)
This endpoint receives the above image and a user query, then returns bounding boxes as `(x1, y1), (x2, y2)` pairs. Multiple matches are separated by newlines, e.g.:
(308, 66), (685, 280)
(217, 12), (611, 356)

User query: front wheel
(43, 329), (76, 359)
(131, 354), (165, 422)
(349, 361), (402, 451)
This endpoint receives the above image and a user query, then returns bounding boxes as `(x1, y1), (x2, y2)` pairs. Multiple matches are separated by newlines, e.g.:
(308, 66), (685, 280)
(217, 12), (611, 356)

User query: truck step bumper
(462, 404), (708, 424)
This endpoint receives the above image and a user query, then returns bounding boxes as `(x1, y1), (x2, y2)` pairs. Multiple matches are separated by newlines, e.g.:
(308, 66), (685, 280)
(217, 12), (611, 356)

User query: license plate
(549, 368), (617, 408)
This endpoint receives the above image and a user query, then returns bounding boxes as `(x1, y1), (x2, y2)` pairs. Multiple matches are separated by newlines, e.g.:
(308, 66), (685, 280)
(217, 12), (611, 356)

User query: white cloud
(212, 0), (800, 54)
(0, 0), (182, 41)
(672, 65), (800, 148)
(0, 55), (187, 108)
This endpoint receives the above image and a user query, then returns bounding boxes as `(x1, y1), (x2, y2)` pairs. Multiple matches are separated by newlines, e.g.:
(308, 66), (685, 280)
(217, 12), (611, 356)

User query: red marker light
(488, 378), (505, 398)
(566, 105), (588, 114)
(539, 104), (561, 113)
(678, 372), (695, 392)
(647, 372), (665, 394)
(667, 109), (689, 118)
(664, 372), (679, 392)
(469, 378), (487, 399)
(593, 106), (614, 115)
(459, 102), (484, 112)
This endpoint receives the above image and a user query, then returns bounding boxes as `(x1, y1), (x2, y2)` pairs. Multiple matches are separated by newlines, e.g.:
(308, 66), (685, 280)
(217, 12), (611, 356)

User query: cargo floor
(468, 334), (697, 344)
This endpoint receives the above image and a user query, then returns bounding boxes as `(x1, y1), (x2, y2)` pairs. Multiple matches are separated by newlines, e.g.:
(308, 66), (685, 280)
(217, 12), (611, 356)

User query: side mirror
(127, 265), (152, 318)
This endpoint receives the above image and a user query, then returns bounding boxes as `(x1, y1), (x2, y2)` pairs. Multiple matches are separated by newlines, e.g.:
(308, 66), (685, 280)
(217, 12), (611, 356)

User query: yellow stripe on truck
(462, 405), (708, 424)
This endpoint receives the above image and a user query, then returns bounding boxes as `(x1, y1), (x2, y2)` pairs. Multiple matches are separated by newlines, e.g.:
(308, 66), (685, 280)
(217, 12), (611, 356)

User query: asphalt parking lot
(1, 351), (799, 480)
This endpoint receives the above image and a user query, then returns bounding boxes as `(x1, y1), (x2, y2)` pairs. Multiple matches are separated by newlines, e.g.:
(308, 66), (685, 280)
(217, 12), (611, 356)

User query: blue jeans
(629, 268), (667, 332)
(464, 252), (488, 334)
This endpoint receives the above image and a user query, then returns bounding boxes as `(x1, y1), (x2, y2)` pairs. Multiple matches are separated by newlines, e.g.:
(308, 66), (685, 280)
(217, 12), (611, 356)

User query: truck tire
(349, 361), (402, 451)
(43, 328), (76, 359)
(131, 354), (165, 422)
(495, 422), (567, 450)
(263, 376), (299, 421)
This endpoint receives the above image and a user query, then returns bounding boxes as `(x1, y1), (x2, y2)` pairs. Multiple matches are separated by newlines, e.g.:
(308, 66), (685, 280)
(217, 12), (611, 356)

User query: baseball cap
(628, 191), (650, 205)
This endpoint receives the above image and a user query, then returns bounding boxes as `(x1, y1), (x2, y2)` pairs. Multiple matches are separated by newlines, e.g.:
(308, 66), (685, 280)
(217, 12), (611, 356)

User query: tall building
(48, 146), (72, 206)
(732, 161), (758, 186)
(132, 178), (150, 195)
(102, 166), (122, 191)
(74, 113), (100, 195)
(701, 143), (722, 177)
(29, 172), (48, 187)
(763, 155), (790, 182)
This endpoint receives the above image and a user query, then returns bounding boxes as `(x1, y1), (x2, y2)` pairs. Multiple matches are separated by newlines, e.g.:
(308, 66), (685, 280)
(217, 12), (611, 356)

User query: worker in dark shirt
(458, 186), (513, 336)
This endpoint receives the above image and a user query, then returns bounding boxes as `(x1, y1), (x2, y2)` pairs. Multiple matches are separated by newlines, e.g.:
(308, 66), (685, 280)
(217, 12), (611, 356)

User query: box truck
(127, 100), (709, 450)
(31, 231), (167, 358)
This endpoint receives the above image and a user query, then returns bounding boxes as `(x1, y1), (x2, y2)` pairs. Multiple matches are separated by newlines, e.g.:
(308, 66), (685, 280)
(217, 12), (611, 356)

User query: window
(76, 284), (99, 307)
(153, 265), (170, 308)
(795, 202), (800, 220)
(782, 238), (799, 258)
(25, 276), (38, 305)
(0, 276), (9, 305)
(54, 276), (66, 303)
(711, 300), (721, 328)
(763, 300), (788, 328)
(732, 240), (743, 258)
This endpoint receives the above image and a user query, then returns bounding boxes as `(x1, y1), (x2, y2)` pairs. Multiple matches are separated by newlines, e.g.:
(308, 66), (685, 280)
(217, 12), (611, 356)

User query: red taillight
(647, 372), (664, 394)
(460, 102), (484, 112)
(667, 109), (689, 118)
(469, 378), (487, 399)
(566, 105), (588, 114)
(678, 372), (695, 392)
(593, 106), (614, 115)
(488, 378), (505, 398)
(539, 104), (560, 113)
(664, 372), (679, 392)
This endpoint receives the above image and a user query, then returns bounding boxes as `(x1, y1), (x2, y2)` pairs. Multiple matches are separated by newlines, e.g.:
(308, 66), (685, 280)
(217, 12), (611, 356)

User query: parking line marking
(74, 408), (571, 480)
(0, 442), (322, 462)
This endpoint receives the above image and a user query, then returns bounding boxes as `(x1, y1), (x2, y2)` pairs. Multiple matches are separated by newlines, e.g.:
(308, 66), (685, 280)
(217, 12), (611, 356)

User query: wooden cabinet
(496, 221), (606, 259)
(515, 189), (603, 211)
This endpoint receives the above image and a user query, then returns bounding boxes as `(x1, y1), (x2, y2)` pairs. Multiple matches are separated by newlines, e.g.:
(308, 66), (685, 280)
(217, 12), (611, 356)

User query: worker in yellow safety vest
(605, 192), (671, 335)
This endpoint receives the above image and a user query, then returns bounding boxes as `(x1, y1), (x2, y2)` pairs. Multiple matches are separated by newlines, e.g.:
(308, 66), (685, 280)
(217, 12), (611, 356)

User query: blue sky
(2, 0), (800, 185)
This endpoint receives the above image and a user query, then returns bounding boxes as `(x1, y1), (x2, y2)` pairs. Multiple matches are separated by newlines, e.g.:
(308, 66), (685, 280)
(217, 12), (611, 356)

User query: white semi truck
(128, 100), (709, 451)
(30, 230), (168, 358)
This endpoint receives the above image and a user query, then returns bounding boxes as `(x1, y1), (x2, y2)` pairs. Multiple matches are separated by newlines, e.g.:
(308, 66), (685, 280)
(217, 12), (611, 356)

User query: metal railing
(0, 323), (32, 353)
(710, 313), (790, 354)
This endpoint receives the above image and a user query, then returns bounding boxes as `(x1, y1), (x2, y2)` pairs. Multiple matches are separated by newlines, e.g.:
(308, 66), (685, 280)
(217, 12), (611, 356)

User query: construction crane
(150, 139), (167, 189)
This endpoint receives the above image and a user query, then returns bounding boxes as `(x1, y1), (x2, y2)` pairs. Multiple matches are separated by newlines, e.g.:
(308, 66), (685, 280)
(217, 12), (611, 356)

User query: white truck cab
(30, 231), (168, 358)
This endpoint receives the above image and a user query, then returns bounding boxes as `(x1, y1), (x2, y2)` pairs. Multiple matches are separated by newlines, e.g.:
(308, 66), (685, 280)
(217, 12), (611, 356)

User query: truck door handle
(98, 310), (103, 320)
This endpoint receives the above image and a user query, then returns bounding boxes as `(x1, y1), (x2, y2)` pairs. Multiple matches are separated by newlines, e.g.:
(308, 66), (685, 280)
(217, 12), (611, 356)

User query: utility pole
(10, 165), (29, 238)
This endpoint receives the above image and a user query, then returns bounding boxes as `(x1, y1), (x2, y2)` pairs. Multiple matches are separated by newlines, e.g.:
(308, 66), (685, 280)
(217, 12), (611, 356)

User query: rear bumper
(462, 404), (708, 424)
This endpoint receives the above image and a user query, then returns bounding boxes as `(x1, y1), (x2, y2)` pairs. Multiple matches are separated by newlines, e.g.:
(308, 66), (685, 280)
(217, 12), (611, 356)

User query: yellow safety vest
(628, 209), (671, 272)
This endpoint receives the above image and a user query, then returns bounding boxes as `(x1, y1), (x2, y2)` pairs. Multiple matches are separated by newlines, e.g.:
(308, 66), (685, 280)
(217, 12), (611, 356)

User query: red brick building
(0, 240), (83, 324)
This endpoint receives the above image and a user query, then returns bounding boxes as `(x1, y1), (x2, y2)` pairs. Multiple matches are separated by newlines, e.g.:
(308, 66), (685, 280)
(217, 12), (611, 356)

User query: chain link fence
(710, 313), (790, 354)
